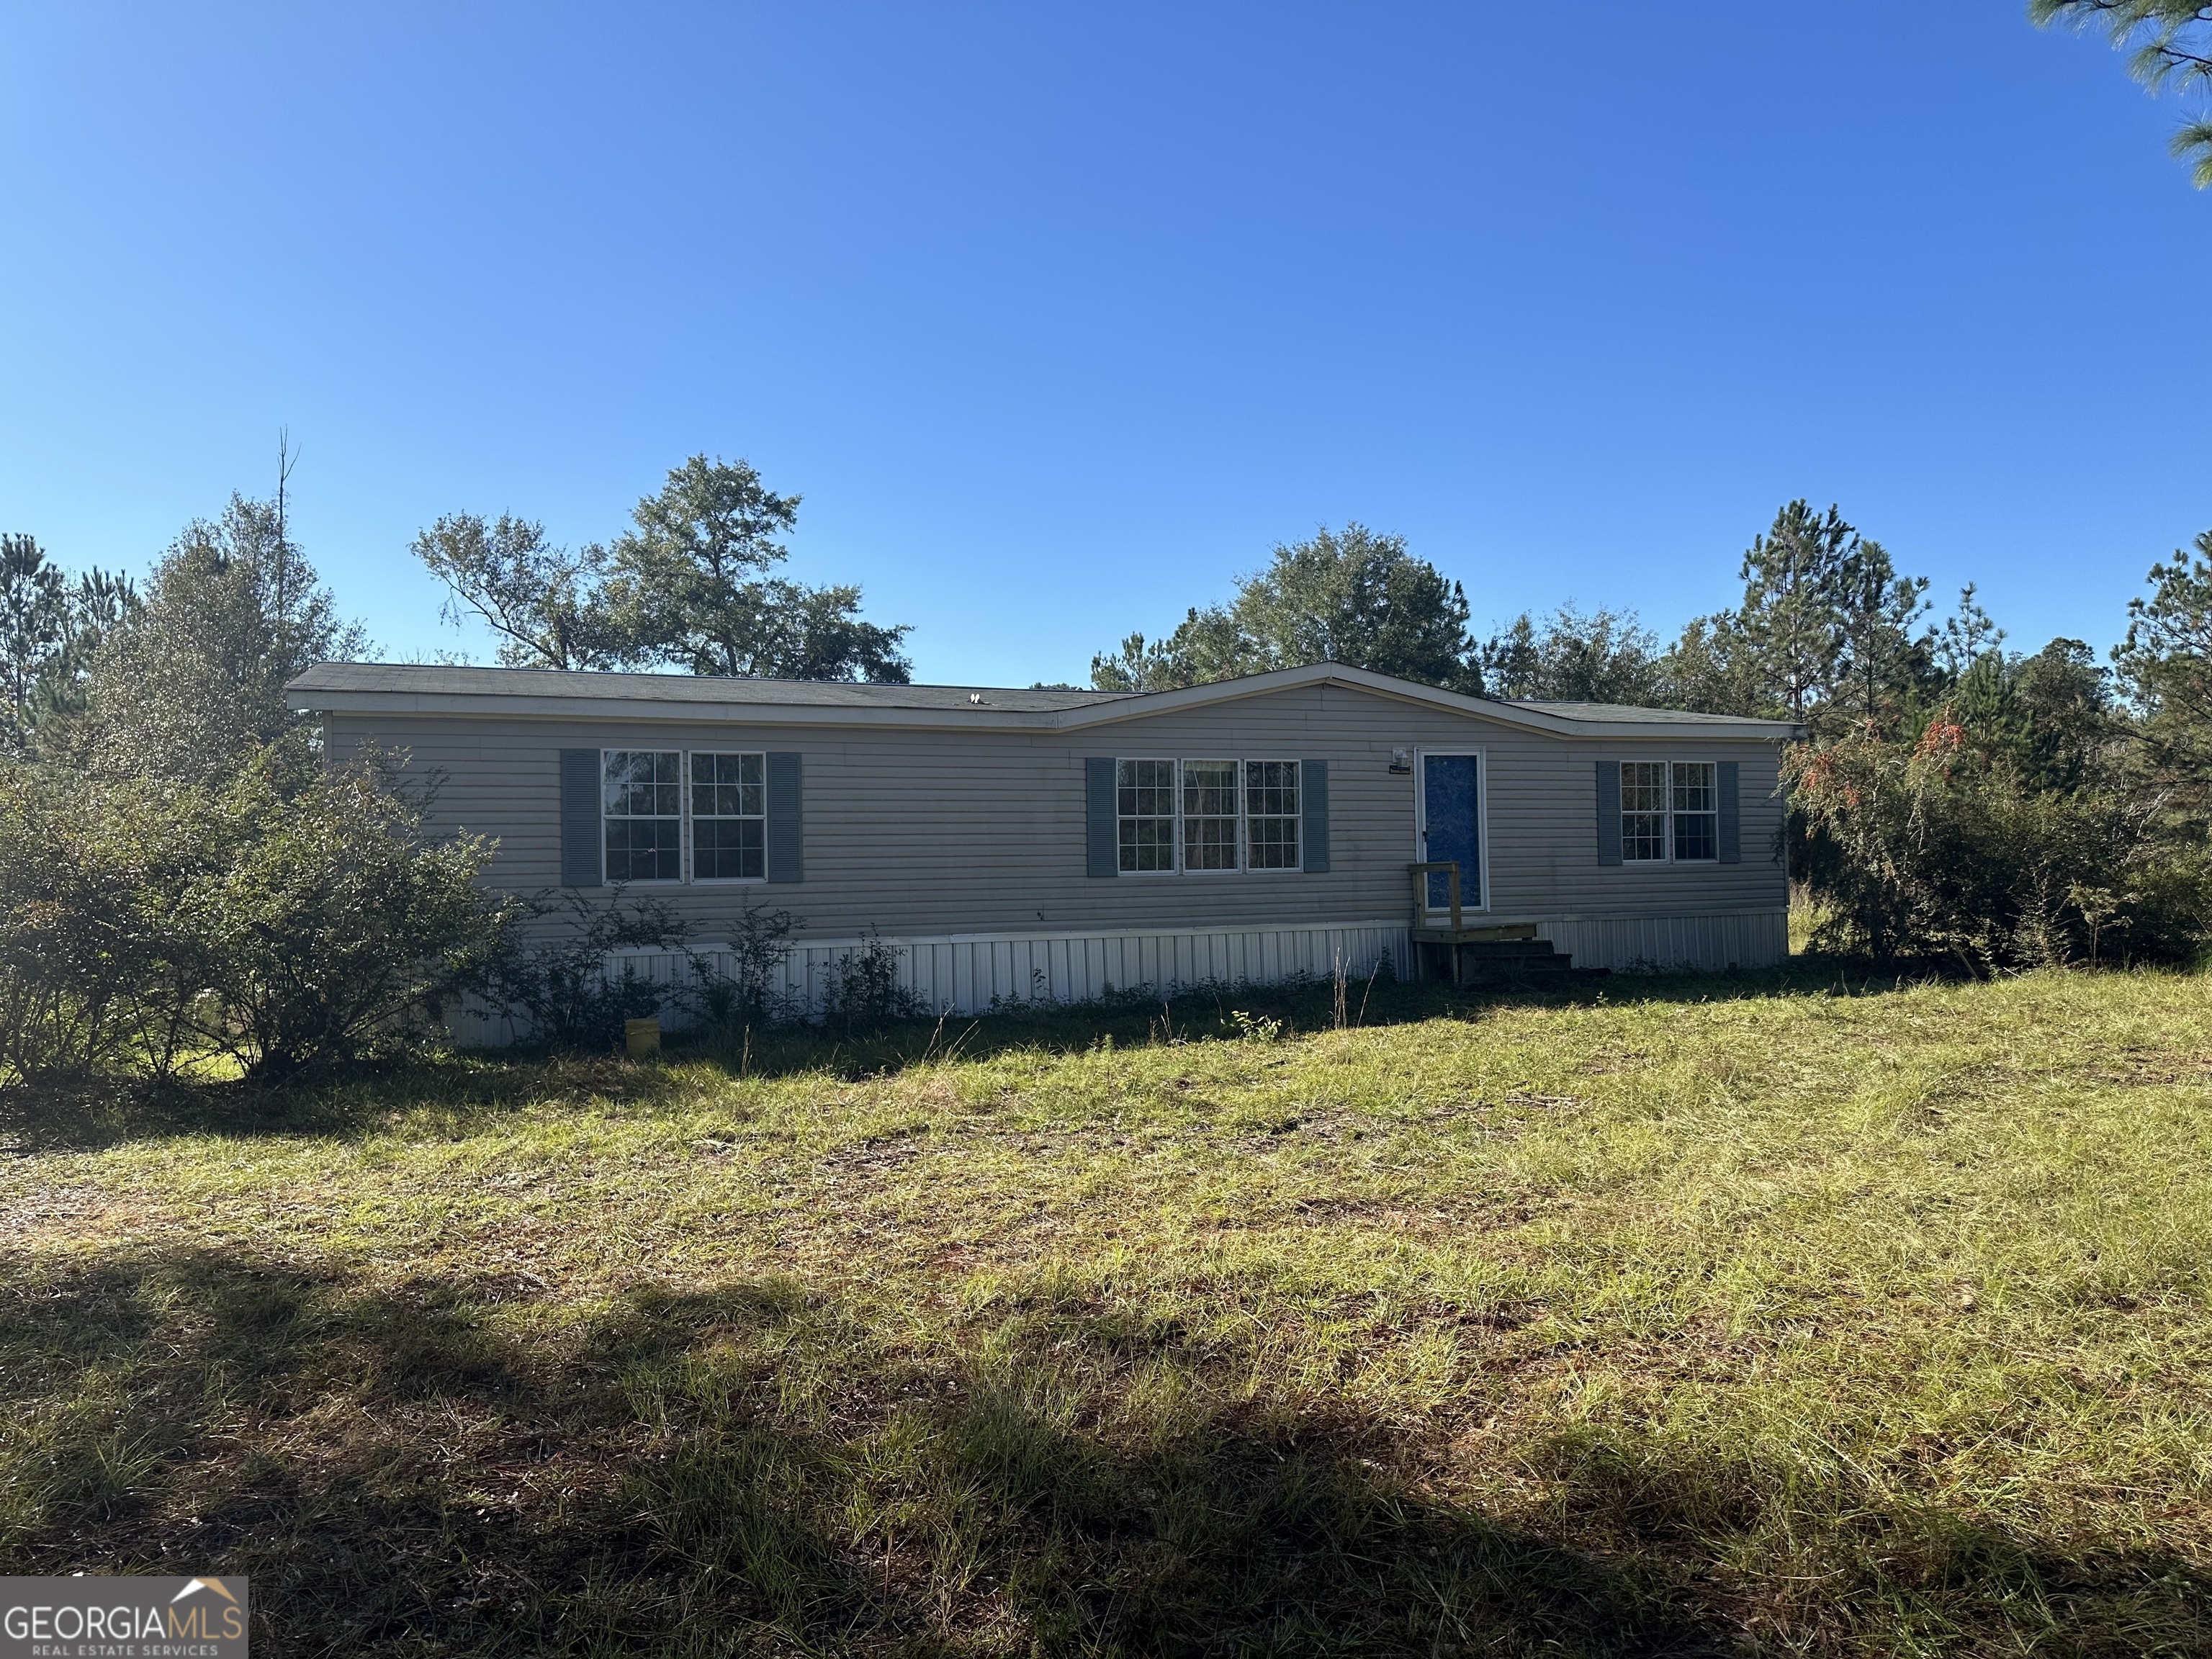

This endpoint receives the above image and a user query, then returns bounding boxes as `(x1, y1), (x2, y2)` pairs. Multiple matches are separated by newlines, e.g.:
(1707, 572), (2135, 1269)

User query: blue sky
(1, 3), (2206, 686)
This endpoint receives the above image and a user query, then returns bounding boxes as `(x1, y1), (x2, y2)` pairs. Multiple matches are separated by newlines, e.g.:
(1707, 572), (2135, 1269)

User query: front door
(1419, 752), (1482, 913)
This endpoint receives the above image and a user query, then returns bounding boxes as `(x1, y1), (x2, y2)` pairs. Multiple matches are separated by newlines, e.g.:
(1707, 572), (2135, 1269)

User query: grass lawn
(2, 966), (2210, 1655)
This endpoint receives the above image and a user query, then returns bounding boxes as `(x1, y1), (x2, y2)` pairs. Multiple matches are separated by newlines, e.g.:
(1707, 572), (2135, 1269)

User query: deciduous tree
(412, 513), (617, 670)
(1092, 525), (1478, 693)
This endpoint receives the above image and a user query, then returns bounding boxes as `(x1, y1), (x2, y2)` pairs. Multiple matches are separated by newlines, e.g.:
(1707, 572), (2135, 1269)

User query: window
(1182, 760), (1239, 871)
(1620, 760), (1717, 863)
(604, 750), (682, 881)
(1671, 762), (1717, 861)
(1118, 759), (1176, 872)
(1244, 760), (1300, 870)
(691, 751), (765, 881)
(1621, 761), (1667, 861)
(1115, 757), (1300, 874)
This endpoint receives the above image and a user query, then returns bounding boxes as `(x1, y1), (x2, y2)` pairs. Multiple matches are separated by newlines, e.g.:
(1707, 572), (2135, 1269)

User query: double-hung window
(603, 750), (683, 881)
(601, 748), (769, 883)
(1620, 760), (1717, 863)
(1181, 761), (1238, 871)
(1671, 762), (1717, 860)
(691, 751), (766, 880)
(1244, 760), (1300, 870)
(1115, 757), (1300, 873)
(1118, 760), (1177, 872)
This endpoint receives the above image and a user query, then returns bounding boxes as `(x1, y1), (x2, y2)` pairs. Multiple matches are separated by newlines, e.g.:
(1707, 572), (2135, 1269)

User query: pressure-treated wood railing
(1408, 861), (1462, 932)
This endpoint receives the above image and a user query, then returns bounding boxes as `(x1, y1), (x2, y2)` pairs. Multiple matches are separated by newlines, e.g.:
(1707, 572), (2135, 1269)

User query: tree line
(1089, 503), (2013, 729)
(1091, 505), (2212, 974)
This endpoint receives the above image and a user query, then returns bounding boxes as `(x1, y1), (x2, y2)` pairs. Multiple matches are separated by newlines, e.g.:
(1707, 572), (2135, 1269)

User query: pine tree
(1832, 538), (1932, 728)
(1736, 500), (1855, 722)
(81, 495), (364, 783)
(0, 534), (67, 752)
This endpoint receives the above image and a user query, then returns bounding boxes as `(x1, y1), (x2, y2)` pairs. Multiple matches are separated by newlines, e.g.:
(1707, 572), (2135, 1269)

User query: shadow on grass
(3, 1247), (2203, 1657)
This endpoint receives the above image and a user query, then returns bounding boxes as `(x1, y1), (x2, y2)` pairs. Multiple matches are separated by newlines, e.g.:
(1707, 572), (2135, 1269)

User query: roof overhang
(287, 661), (1805, 742)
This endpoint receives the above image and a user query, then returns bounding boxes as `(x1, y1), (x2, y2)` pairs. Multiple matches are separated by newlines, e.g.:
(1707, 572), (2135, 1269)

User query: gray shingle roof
(1503, 700), (1783, 726)
(287, 662), (1134, 714)
(287, 660), (1802, 738)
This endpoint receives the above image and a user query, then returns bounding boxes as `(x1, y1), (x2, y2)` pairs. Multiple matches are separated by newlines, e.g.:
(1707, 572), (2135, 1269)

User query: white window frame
(601, 748), (685, 884)
(1619, 758), (1719, 866)
(1111, 757), (1305, 876)
(688, 750), (769, 884)
(1670, 760), (1719, 864)
(1411, 747), (1491, 915)
(1117, 757), (1180, 875)
(1239, 758), (1303, 875)
(1180, 758), (1243, 873)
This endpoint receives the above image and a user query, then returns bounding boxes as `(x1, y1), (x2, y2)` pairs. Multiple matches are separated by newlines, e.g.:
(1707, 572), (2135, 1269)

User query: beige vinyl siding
(323, 681), (1786, 939)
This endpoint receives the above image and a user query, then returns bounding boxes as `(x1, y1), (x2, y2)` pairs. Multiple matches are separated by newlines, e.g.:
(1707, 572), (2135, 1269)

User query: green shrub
(1784, 717), (2209, 971)
(481, 889), (691, 1052)
(150, 756), (513, 1079)
(687, 904), (799, 1028)
(0, 769), (166, 1082)
(817, 930), (929, 1031)
(0, 751), (511, 1087)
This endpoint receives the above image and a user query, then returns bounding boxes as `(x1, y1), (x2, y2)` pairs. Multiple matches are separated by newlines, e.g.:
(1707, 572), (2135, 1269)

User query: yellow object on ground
(623, 1017), (660, 1058)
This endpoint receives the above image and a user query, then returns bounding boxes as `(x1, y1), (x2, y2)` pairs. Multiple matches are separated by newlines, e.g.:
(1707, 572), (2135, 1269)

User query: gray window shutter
(560, 749), (603, 887)
(1301, 759), (1329, 873)
(1596, 760), (1622, 867)
(1718, 760), (1741, 863)
(1085, 757), (1118, 878)
(767, 751), (804, 883)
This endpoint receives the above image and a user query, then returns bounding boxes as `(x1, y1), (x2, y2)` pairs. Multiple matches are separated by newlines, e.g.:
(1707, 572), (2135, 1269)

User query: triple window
(603, 750), (767, 884)
(1117, 758), (1300, 873)
(1620, 760), (1717, 863)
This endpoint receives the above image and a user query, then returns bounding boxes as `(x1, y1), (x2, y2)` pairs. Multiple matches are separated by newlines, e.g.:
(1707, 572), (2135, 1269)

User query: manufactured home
(287, 662), (1799, 1023)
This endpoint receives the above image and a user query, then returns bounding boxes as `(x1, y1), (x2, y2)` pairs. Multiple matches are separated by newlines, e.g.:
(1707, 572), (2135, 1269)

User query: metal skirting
(444, 909), (1789, 1046)
(446, 920), (1413, 1046)
(1535, 910), (1788, 974)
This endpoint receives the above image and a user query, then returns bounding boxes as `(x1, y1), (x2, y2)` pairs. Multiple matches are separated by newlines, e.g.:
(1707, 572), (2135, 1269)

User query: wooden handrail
(1409, 861), (1462, 932)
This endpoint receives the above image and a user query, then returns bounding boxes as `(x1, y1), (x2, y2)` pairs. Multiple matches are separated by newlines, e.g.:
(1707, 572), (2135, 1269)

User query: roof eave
(1048, 664), (1803, 740)
(287, 662), (1807, 741)
(285, 688), (1079, 730)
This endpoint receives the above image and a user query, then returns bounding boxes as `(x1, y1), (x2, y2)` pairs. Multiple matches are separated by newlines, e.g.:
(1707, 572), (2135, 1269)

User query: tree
(2113, 529), (2212, 789)
(412, 513), (617, 670)
(1092, 524), (1479, 693)
(1736, 500), (1856, 723)
(79, 495), (365, 783)
(0, 535), (66, 752)
(1832, 539), (1933, 727)
(2033, 0), (2212, 186)
(1089, 609), (1249, 693)
(1936, 583), (2006, 683)
(1658, 611), (1765, 716)
(1785, 714), (2199, 970)
(1, 539), (141, 756)
(601, 455), (912, 682)
(0, 749), (511, 1084)
(1478, 603), (1665, 703)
